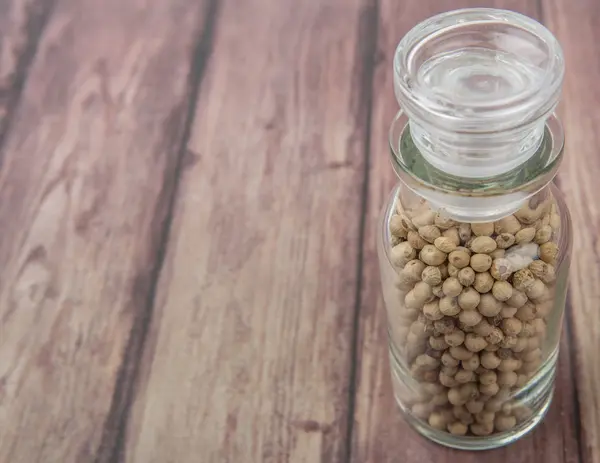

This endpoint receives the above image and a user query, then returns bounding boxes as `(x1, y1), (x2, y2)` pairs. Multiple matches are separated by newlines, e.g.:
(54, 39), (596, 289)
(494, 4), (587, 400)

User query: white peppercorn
(439, 296), (461, 317)
(479, 382), (500, 396)
(428, 334), (448, 351)
(455, 369), (475, 384)
(443, 277), (463, 297)
(441, 366), (459, 378)
(445, 330), (465, 347)
(471, 253), (492, 272)
(433, 317), (455, 335)
(434, 236), (457, 254)
(498, 358), (522, 372)
(506, 289), (527, 309)
(442, 351), (459, 367)
(500, 304), (518, 319)
(391, 242), (416, 268)
(515, 227), (536, 244)
(390, 215), (409, 238)
(432, 284), (445, 298)
(471, 222), (494, 236)
(490, 249), (506, 260)
(428, 411), (449, 430)
(421, 266), (442, 286)
(453, 406), (474, 425)
(466, 400), (485, 414)
(408, 231), (427, 250)
(479, 370), (497, 385)
(515, 204), (540, 224)
(448, 387), (468, 406)
(485, 327), (504, 345)
(458, 223), (472, 243)
(474, 272), (494, 294)
(462, 354), (480, 371)
(539, 242), (558, 265)
(492, 281), (513, 302)
(412, 210), (436, 227)
(440, 372), (460, 388)
(438, 263), (449, 279)
(402, 259), (427, 282)
(495, 215), (521, 235)
(481, 352), (501, 369)
(515, 301), (537, 321)
(474, 319), (494, 337)
(442, 229), (461, 249)
(458, 267), (475, 287)
(470, 236), (497, 254)
(415, 354), (441, 370)
(529, 260), (556, 284)
(512, 269), (535, 291)
(512, 337), (528, 353)
(526, 279), (547, 300)
(397, 213), (417, 231)
(447, 263), (459, 278)
(458, 287), (481, 310)
(420, 245), (447, 266)
(500, 335), (518, 349)
(471, 422), (494, 437)
(435, 214), (457, 230)
(550, 212), (561, 230)
(534, 225), (552, 244)
(448, 250), (471, 269)
(431, 393), (450, 406)
(464, 333), (487, 352)
(495, 414), (517, 432)
(440, 366), (458, 378)
(490, 258), (512, 281)
(496, 348), (512, 360)
(450, 346), (473, 361)
(496, 233), (516, 249)
(448, 421), (468, 435)
(459, 309), (483, 327)
(477, 293), (501, 317)
(532, 318), (547, 336)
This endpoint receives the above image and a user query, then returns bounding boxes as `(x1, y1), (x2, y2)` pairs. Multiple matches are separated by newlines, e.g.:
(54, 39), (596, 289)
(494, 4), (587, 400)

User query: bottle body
(377, 177), (571, 448)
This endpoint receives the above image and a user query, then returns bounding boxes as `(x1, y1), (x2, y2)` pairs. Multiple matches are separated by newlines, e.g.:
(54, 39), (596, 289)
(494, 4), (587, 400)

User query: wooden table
(0, 0), (598, 461)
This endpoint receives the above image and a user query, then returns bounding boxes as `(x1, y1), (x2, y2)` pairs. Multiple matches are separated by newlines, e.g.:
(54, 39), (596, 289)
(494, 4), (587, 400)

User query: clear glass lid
(393, 8), (564, 179)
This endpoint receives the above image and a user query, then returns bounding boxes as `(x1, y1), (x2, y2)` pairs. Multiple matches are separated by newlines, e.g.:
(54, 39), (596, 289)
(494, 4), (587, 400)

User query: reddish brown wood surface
(0, 0), (596, 462)
(544, 1), (600, 462)
(0, 0), (210, 461)
(119, 0), (375, 461)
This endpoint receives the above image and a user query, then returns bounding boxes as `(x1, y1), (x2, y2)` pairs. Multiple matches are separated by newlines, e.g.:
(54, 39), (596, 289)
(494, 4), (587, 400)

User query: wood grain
(350, 1), (582, 462)
(0, 0), (209, 461)
(543, 1), (600, 462)
(122, 0), (376, 461)
(0, 0), (54, 149)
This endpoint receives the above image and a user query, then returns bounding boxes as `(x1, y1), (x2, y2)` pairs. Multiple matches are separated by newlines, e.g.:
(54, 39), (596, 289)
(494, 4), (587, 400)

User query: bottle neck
(409, 119), (546, 179)
(389, 111), (564, 223)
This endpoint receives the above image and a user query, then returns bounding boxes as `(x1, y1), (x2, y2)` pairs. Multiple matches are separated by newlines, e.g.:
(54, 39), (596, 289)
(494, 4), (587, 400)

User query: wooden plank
(0, 0), (210, 461)
(543, 1), (600, 462)
(0, 0), (54, 148)
(122, 0), (376, 461)
(350, 1), (582, 461)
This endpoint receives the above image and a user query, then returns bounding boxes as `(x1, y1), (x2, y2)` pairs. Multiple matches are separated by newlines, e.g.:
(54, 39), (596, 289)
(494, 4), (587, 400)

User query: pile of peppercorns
(388, 196), (561, 436)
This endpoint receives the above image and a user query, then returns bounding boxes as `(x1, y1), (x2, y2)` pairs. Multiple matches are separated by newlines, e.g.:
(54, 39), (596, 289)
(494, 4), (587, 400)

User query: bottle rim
(393, 8), (565, 133)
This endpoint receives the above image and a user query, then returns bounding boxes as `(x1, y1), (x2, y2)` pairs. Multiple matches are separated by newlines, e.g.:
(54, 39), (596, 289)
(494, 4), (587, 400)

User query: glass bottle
(377, 9), (572, 450)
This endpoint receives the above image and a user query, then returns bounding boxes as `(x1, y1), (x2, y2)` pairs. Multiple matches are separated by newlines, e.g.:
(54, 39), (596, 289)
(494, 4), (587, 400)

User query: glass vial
(377, 8), (572, 450)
